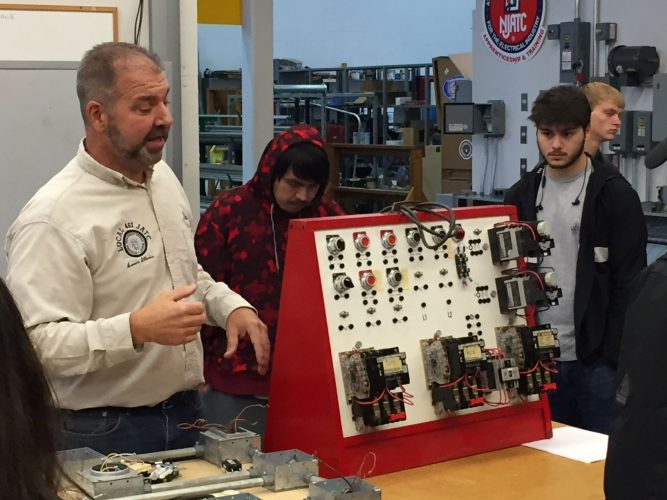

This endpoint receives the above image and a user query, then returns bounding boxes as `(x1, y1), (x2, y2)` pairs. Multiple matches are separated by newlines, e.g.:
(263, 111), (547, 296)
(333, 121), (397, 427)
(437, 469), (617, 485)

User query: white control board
(314, 215), (532, 438)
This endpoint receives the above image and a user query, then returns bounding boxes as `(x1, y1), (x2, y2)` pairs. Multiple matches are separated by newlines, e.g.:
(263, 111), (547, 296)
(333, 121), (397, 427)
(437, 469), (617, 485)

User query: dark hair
(273, 142), (330, 188)
(0, 279), (59, 499)
(76, 42), (163, 124)
(529, 85), (591, 129)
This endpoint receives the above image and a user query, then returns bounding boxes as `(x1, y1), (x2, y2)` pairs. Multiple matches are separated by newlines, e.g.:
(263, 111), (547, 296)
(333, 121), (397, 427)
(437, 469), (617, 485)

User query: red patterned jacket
(195, 125), (344, 396)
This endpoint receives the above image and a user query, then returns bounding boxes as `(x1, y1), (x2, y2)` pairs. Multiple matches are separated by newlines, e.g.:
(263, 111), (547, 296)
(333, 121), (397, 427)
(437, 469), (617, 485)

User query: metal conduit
(150, 471), (252, 492)
(117, 477), (265, 500)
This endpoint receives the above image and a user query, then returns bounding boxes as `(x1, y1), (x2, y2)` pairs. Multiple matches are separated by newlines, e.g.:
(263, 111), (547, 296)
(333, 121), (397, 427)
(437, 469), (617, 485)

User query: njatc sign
(482, 0), (546, 64)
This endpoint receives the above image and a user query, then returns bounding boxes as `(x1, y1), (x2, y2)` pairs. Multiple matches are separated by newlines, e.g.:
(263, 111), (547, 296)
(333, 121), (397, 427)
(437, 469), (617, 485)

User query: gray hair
(76, 42), (163, 124)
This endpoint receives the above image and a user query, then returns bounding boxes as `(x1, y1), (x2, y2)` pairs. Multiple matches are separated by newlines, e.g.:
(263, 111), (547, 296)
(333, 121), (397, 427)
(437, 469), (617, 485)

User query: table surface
(62, 426), (605, 500)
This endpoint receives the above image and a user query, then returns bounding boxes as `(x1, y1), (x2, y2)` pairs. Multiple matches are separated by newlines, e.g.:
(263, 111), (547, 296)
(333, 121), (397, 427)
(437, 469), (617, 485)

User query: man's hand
(130, 284), (206, 346)
(224, 308), (270, 375)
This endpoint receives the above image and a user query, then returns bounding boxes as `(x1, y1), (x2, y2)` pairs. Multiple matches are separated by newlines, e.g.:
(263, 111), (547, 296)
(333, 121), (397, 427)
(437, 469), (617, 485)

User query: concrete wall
(472, 0), (667, 200)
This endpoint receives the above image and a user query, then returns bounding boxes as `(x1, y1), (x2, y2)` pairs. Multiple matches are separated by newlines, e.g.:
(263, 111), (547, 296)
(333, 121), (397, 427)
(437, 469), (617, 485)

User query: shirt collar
(76, 139), (155, 187)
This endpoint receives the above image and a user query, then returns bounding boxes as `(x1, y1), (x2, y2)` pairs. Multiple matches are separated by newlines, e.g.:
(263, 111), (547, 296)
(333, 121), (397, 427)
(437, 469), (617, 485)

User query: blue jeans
(58, 390), (204, 454)
(202, 388), (268, 436)
(548, 360), (616, 434)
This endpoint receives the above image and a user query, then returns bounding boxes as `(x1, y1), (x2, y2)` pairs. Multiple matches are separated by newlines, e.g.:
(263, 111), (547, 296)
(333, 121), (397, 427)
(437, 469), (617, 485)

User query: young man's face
(537, 124), (588, 170)
(272, 167), (320, 213)
(590, 99), (623, 143)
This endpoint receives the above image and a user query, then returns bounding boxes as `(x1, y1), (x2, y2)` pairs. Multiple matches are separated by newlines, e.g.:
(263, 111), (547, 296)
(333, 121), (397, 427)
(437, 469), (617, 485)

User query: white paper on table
(522, 426), (609, 463)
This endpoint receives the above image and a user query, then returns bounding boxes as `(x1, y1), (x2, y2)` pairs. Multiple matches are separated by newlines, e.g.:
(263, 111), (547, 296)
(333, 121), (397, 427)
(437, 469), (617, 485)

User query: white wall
(199, 0), (475, 71)
(0, 0), (148, 277)
(472, 0), (667, 201)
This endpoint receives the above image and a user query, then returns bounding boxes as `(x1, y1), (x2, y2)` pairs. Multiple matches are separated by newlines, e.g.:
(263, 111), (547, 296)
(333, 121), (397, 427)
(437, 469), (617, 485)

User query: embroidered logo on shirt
(123, 230), (147, 257)
(115, 222), (154, 267)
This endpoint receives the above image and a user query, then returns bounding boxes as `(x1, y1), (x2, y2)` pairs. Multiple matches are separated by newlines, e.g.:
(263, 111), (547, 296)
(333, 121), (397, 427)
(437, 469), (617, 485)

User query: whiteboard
(0, 4), (117, 61)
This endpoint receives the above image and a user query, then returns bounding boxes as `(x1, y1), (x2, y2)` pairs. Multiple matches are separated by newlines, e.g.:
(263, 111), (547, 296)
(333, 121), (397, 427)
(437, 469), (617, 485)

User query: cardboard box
(441, 134), (472, 171)
(432, 53), (473, 129)
(423, 145), (442, 201)
(441, 168), (472, 194)
(360, 79), (407, 93)
(442, 169), (472, 181)
(441, 178), (472, 195)
(206, 88), (242, 123)
(400, 127), (421, 146)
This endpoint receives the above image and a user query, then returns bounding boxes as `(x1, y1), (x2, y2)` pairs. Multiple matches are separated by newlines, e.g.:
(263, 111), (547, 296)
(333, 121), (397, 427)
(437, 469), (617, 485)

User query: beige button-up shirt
(5, 143), (250, 410)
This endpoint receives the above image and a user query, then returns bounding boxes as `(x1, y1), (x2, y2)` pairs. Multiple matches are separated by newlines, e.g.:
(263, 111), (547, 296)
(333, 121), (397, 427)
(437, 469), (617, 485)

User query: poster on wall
(482, 0), (546, 63)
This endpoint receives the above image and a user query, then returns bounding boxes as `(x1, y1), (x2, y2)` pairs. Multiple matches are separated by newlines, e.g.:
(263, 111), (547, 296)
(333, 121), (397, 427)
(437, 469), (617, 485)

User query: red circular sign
(482, 0), (546, 63)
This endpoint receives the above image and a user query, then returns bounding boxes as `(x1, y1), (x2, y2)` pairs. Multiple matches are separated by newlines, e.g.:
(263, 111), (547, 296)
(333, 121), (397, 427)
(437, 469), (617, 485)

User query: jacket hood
(246, 124), (327, 203)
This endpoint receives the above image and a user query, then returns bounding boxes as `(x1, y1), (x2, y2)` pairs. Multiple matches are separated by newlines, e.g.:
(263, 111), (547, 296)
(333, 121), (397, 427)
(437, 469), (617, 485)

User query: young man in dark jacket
(504, 85), (646, 433)
(195, 125), (344, 433)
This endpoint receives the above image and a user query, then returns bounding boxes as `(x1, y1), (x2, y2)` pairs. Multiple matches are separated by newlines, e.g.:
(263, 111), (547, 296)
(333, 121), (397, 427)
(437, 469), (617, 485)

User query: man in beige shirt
(5, 42), (269, 454)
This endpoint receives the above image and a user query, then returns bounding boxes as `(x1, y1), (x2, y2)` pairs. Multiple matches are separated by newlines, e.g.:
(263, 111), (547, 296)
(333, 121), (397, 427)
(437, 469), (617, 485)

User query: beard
(107, 119), (169, 168)
(541, 138), (586, 170)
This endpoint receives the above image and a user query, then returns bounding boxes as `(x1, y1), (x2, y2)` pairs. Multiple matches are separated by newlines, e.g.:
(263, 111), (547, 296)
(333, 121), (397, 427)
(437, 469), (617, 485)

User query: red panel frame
(264, 205), (552, 476)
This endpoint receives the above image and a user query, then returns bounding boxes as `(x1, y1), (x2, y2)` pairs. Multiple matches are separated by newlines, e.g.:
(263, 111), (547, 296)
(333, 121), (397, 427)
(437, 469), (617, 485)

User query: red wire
(464, 375), (493, 394)
(510, 269), (545, 289)
(388, 389), (414, 406)
(485, 348), (506, 359)
(355, 389), (386, 406)
(494, 221), (537, 240)
(540, 360), (559, 373)
(440, 375), (466, 388)
(399, 384), (414, 397)
(520, 362), (540, 375)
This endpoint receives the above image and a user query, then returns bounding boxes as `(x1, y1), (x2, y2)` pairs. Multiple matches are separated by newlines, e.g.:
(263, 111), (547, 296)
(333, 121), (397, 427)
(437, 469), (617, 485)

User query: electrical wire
(481, 137), (490, 195)
(463, 370), (493, 394)
(484, 347), (506, 359)
(387, 388), (414, 406)
(177, 418), (232, 433)
(314, 453), (354, 492)
(493, 220), (537, 241)
(133, 0), (145, 45)
(490, 137), (500, 194)
(100, 453), (146, 472)
(440, 374), (466, 388)
(504, 268), (546, 290)
(270, 203), (280, 271)
(230, 403), (268, 432)
(379, 201), (457, 250)
(540, 360), (558, 374)
(520, 362), (540, 375)
(355, 389), (387, 406)
(349, 452), (377, 492)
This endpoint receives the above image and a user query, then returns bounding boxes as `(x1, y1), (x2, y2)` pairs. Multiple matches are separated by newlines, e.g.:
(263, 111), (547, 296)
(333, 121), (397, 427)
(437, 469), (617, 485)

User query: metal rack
(199, 85), (329, 211)
(276, 63), (435, 144)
